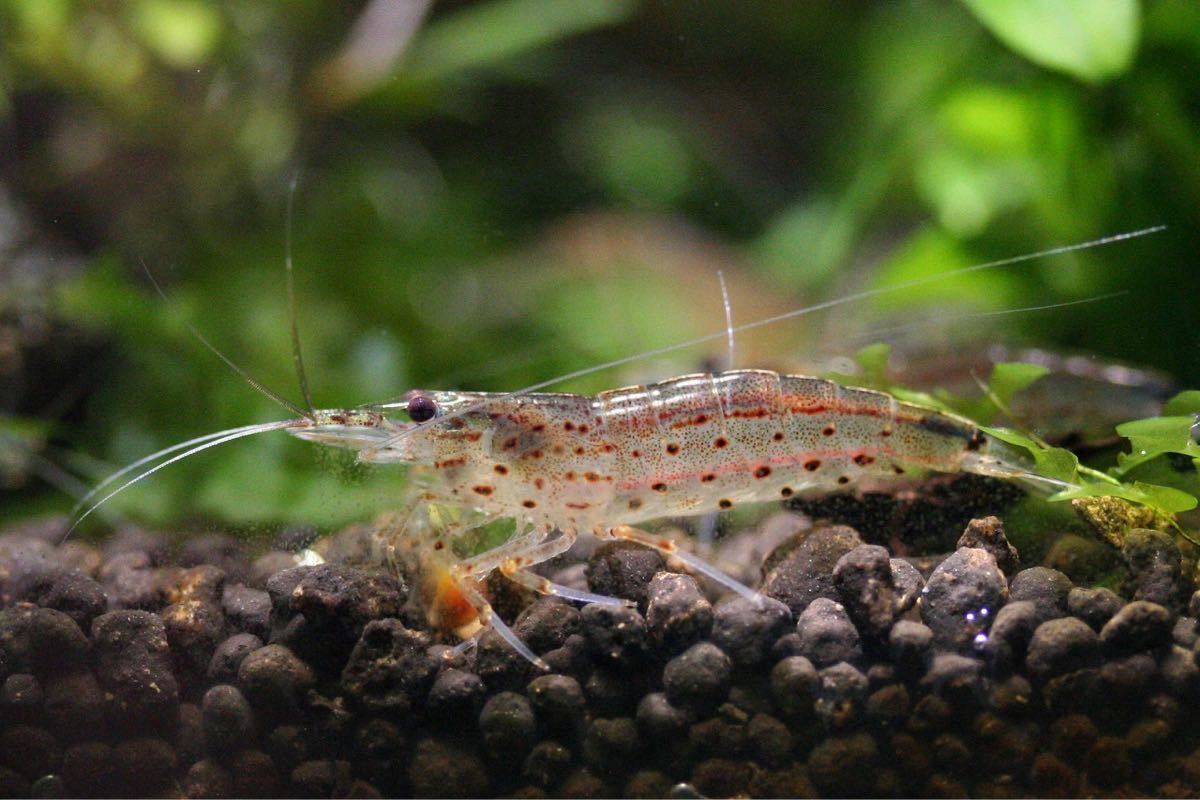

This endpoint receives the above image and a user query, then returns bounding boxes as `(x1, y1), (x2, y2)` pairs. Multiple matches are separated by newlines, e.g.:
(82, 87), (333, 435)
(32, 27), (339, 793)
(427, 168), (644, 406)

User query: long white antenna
(286, 171), (315, 414)
(718, 269), (735, 370)
(66, 420), (295, 536)
(379, 225), (1166, 449)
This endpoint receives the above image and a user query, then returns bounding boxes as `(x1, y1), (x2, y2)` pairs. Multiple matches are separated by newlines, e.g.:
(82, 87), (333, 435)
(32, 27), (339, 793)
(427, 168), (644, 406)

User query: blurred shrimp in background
(0, 0), (1195, 533)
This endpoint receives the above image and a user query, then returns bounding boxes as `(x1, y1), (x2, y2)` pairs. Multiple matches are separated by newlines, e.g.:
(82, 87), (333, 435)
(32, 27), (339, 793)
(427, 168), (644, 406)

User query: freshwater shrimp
(70, 226), (1165, 665)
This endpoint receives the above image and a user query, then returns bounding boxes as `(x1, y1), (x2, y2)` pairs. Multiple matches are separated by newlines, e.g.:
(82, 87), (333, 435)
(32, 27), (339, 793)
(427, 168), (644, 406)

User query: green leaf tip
(988, 362), (1049, 408)
(960, 0), (1141, 83)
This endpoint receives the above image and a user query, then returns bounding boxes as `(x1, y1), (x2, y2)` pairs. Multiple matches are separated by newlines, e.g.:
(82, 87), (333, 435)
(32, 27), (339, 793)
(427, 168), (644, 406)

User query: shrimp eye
(407, 393), (438, 423)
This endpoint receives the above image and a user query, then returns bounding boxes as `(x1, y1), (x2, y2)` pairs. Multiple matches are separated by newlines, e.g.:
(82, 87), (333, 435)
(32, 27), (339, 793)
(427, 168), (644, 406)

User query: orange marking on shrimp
(783, 393), (927, 426)
(729, 408), (769, 418)
(790, 404), (827, 414)
(616, 446), (942, 492)
(427, 568), (478, 631)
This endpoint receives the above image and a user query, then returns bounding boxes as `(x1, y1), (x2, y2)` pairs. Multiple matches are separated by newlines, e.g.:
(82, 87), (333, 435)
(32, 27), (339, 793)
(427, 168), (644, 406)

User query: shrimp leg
(449, 573), (548, 669)
(500, 564), (634, 606)
(452, 525), (631, 607)
(448, 523), (558, 579)
(373, 505), (428, 577)
(599, 524), (766, 605)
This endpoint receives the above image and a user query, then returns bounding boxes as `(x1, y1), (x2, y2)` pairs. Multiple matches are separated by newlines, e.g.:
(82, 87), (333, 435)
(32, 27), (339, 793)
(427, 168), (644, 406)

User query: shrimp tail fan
(962, 433), (1080, 495)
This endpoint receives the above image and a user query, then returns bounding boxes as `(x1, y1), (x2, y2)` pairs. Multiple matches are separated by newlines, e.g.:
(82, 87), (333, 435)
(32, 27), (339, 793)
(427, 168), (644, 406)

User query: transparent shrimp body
(288, 370), (1040, 664)
(317, 372), (1021, 531)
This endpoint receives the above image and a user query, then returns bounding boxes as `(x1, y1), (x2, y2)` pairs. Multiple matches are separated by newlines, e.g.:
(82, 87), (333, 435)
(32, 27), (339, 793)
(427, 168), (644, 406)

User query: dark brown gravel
(2, 515), (1200, 797)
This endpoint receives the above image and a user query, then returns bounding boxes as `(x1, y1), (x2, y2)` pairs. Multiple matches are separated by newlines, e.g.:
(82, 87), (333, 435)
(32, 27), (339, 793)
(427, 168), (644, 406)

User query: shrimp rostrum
(70, 226), (1163, 666)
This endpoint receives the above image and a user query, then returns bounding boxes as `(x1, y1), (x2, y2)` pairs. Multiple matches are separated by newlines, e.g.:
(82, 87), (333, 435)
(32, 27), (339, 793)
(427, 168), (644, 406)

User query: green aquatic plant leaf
(395, 0), (636, 86)
(984, 419), (1198, 514)
(988, 362), (1050, 409)
(853, 342), (893, 386)
(909, 362), (1196, 520)
(1033, 444), (1082, 484)
(944, 360), (1052, 425)
(1053, 480), (1197, 514)
(960, 0), (1141, 84)
(1112, 414), (1200, 475)
(975, 424), (1038, 451)
(1128, 481), (1198, 513)
(890, 387), (957, 414)
(980, 424), (1079, 483)
(131, 0), (222, 69)
(1163, 390), (1200, 417)
(870, 354), (1197, 520)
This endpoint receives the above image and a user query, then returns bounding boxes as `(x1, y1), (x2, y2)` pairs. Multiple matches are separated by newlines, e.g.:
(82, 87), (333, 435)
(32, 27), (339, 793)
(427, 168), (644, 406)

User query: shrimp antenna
(139, 261), (312, 420)
(63, 423), (284, 540)
(65, 420), (296, 536)
(849, 290), (1130, 344)
(381, 224), (1166, 448)
(718, 269), (735, 370)
(285, 171), (315, 415)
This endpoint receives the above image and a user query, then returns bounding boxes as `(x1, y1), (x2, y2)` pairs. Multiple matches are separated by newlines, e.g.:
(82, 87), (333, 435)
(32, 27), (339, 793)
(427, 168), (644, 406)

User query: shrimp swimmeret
(71, 226), (1163, 666)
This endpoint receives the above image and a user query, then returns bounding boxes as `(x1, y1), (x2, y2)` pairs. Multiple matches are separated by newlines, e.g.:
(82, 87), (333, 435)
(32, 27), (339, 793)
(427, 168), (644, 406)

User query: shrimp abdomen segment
(777, 376), (979, 482)
(598, 374), (723, 519)
(597, 371), (988, 523)
(602, 370), (792, 519)
(779, 377), (892, 486)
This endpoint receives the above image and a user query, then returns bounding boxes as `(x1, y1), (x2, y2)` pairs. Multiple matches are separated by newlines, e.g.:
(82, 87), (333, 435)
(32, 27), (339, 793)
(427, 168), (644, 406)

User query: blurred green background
(0, 0), (1196, 530)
